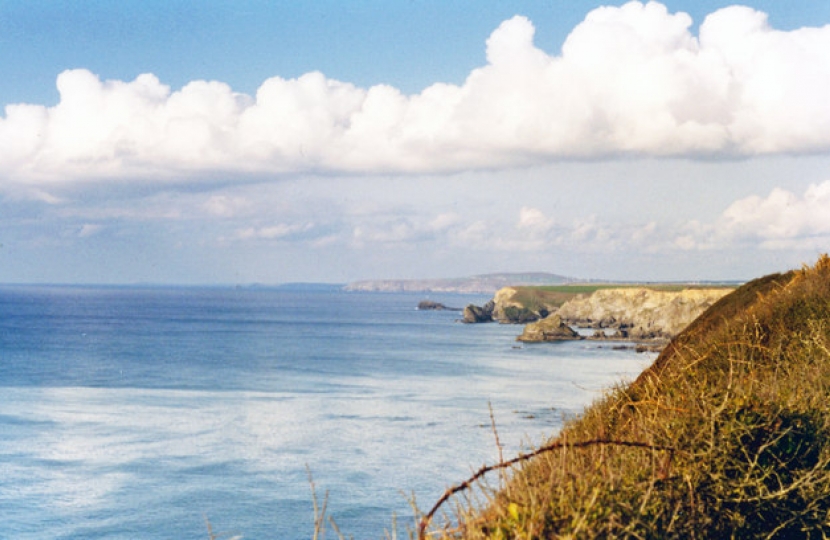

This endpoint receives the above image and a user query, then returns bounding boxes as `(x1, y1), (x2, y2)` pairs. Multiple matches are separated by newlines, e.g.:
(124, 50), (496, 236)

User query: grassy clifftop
(424, 256), (830, 539)
(504, 283), (735, 314)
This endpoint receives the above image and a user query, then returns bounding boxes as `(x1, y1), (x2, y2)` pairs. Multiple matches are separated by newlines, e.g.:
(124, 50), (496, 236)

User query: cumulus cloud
(2, 1), (830, 184)
(673, 181), (830, 250)
(464, 207), (663, 253)
(338, 205), (684, 256)
(517, 207), (555, 232)
(720, 181), (830, 247)
(351, 212), (463, 246)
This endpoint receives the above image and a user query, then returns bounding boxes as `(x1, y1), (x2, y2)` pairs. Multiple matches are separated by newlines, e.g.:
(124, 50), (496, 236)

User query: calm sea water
(0, 285), (655, 539)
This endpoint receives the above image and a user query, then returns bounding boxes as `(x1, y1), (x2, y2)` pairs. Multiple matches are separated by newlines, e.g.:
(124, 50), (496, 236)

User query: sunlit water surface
(0, 286), (655, 539)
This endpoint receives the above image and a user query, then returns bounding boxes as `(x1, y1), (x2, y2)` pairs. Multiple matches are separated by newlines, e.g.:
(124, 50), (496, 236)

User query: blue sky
(1, 1), (830, 284)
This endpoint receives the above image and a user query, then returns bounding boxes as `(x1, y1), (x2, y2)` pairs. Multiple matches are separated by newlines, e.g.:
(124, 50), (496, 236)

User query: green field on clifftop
(508, 283), (736, 313)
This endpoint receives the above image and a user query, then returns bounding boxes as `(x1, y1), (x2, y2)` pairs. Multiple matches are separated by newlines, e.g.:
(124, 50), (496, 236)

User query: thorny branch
(417, 438), (676, 540)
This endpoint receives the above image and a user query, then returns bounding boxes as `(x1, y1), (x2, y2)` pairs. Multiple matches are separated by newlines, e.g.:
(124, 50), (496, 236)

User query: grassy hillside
(421, 256), (830, 539)
(508, 283), (736, 313)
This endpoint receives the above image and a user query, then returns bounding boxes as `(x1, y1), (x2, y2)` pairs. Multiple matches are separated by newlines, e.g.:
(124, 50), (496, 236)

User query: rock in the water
(517, 314), (581, 342)
(462, 300), (495, 323)
(592, 330), (607, 339)
(417, 300), (459, 311)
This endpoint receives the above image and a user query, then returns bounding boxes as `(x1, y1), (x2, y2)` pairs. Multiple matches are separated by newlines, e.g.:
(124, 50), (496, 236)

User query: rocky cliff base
(519, 287), (731, 346)
(464, 285), (733, 346)
(515, 313), (580, 342)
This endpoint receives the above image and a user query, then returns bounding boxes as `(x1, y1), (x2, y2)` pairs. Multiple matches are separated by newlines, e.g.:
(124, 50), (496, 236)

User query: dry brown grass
(420, 256), (830, 539)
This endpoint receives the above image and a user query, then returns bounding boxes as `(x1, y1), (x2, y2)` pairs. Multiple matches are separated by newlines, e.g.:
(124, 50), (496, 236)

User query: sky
(1, 1), (830, 285)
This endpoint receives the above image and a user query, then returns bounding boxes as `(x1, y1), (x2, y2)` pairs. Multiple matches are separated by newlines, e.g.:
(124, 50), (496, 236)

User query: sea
(0, 285), (655, 539)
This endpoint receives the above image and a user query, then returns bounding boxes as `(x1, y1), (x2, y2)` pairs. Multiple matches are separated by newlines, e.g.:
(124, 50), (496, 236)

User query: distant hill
(343, 272), (573, 294)
(271, 282), (345, 292)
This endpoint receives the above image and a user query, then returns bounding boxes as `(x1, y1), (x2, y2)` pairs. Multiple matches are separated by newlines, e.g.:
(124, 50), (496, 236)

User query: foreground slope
(427, 256), (830, 539)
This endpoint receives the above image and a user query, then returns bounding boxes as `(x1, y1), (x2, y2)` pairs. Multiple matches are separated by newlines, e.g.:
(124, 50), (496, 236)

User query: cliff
(465, 285), (732, 338)
(553, 287), (731, 339)
(462, 286), (562, 323)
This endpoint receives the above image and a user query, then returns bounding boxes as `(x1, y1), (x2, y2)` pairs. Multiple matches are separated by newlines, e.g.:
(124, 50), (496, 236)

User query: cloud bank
(718, 181), (830, 249)
(669, 180), (830, 252)
(2, 1), (830, 184)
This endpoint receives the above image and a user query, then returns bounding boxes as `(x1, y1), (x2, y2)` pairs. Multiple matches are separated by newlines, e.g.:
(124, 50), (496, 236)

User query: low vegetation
(421, 256), (830, 538)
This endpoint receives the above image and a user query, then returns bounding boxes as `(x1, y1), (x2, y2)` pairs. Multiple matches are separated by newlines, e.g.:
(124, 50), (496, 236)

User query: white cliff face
(490, 286), (558, 323)
(491, 287), (520, 321)
(555, 288), (732, 338)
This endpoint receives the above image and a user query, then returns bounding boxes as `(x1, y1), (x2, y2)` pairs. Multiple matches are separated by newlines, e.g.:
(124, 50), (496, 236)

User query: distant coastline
(343, 272), (573, 294)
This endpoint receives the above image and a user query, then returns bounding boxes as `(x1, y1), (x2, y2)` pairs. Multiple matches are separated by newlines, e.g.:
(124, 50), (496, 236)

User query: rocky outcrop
(517, 287), (731, 345)
(462, 300), (495, 323)
(463, 287), (551, 324)
(555, 287), (731, 340)
(417, 300), (460, 311)
(491, 287), (542, 323)
(465, 285), (733, 341)
(517, 314), (581, 342)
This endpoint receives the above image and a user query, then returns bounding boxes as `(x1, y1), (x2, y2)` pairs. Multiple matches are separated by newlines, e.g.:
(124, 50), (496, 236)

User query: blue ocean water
(0, 285), (655, 539)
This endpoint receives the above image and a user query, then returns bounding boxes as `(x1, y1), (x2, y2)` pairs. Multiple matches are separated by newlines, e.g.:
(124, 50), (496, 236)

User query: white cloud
(453, 220), (489, 246)
(429, 212), (462, 231)
(506, 207), (558, 251)
(517, 207), (555, 232)
(631, 221), (657, 243)
(344, 206), (666, 255)
(674, 234), (697, 251)
(235, 222), (314, 241)
(351, 212), (463, 246)
(673, 181), (830, 251)
(720, 181), (830, 246)
(352, 222), (413, 244)
(2, 1), (830, 184)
